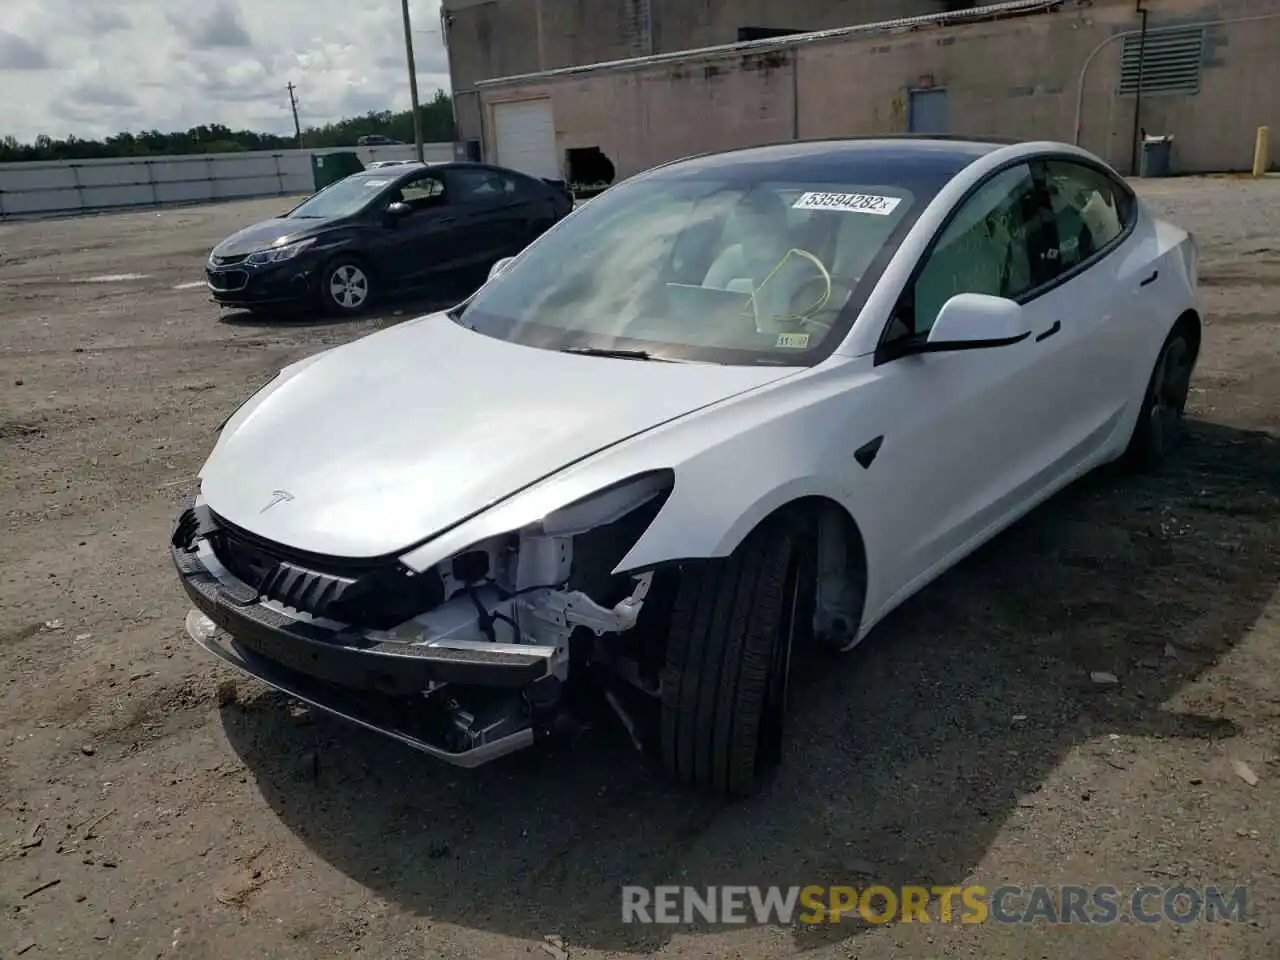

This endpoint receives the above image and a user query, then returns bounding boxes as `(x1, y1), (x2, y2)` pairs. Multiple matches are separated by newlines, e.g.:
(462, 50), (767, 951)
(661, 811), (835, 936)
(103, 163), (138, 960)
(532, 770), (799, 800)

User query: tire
(319, 256), (374, 315)
(1124, 322), (1196, 470)
(659, 515), (812, 797)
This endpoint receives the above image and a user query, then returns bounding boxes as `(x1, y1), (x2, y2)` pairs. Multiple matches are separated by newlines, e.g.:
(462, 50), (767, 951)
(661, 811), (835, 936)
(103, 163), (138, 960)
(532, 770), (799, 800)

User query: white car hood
(199, 315), (796, 558)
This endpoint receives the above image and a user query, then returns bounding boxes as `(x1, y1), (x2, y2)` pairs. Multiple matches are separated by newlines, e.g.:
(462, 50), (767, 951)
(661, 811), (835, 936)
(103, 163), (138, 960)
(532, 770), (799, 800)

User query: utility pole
(401, 0), (425, 162)
(287, 82), (303, 148)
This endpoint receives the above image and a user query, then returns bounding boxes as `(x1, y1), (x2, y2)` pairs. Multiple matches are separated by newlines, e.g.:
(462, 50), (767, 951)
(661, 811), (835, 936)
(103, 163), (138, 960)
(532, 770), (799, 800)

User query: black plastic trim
(1035, 320), (1061, 342)
(172, 541), (549, 692)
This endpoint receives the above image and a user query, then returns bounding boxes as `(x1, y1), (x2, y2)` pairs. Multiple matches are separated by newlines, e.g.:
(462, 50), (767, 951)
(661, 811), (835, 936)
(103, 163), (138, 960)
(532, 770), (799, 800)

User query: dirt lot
(1, 179), (1278, 960)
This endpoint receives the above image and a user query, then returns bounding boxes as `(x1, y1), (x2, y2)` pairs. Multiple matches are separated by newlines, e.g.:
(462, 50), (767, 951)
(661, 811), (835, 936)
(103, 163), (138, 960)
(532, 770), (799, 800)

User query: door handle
(1035, 320), (1061, 342)
(1139, 270), (1159, 287)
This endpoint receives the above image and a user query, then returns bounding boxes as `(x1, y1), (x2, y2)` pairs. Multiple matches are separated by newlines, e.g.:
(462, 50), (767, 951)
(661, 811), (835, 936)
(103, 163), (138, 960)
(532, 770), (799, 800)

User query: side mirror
(487, 256), (515, 282)
(384, 201), (411, 221)
(921, 293), (1032, 352)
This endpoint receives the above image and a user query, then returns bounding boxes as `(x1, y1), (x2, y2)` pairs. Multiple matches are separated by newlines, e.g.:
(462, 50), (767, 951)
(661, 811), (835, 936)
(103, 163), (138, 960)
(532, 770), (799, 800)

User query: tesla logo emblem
(260, 489), (294, 513)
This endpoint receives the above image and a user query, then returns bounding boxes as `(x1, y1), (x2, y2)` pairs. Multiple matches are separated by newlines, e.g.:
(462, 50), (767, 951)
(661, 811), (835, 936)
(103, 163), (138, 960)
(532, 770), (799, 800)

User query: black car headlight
(245, 237), (316, 265)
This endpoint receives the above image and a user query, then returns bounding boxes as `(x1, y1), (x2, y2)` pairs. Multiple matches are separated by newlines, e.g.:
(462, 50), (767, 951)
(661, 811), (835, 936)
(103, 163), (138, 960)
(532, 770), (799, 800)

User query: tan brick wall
(448, 0), (947, 139)
(478, 0), (1280, 176)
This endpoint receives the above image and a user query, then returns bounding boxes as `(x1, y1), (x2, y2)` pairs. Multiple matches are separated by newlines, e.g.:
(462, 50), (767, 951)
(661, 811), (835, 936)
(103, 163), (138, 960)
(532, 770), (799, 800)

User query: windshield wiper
(559, 346), (683, 362)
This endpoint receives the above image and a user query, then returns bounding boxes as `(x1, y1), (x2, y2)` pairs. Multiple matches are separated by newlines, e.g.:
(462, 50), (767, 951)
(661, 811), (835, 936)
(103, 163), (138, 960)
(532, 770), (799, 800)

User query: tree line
(0, 89), (456, 163)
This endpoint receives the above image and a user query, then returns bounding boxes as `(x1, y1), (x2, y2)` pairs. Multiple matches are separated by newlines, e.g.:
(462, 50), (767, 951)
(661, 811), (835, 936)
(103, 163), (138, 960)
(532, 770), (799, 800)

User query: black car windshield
(454, 171), (926, 365)
(286, 172), (399, 219)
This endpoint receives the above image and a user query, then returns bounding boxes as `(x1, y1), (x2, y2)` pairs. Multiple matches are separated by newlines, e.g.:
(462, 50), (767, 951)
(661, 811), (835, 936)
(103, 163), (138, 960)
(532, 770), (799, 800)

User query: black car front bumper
(205, 256), (320, 309)
(170, 508), (559, 766)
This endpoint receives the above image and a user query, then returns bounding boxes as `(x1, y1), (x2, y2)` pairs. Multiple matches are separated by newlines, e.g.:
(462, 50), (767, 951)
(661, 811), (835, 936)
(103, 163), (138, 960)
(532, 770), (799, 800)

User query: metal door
(908, 88), (949, 134)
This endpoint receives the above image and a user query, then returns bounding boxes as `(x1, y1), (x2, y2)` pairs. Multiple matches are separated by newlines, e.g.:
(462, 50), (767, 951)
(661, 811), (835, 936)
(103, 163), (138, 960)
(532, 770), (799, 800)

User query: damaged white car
(172, 136), (1199, 796)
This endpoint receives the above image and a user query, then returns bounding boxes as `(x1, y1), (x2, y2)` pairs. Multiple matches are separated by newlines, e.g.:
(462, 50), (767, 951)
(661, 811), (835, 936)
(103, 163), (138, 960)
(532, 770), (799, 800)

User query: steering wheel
(747, 247), (836, 333)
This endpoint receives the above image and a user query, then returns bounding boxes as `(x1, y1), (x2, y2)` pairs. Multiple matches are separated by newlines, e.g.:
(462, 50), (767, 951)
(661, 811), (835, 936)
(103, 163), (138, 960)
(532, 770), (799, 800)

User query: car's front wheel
(659, 515), (812, 797)
(320, 257), (374, 315)
(1124, 320), (1197, 470)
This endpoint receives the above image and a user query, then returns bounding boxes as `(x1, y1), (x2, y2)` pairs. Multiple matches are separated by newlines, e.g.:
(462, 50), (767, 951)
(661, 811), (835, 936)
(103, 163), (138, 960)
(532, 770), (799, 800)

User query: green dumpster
(1139, 135), (1173, 177)
(311, 151), (364, 190)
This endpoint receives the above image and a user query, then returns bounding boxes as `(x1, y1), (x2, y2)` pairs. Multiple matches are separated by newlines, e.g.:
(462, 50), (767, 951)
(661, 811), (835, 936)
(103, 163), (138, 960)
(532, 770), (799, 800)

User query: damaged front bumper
(170, 498), (656, 767)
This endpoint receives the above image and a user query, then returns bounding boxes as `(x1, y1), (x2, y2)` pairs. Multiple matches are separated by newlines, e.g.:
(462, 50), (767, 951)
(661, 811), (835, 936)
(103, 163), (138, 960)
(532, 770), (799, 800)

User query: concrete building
(459, 0), (1278, 180)
(441, 0), (953, 147)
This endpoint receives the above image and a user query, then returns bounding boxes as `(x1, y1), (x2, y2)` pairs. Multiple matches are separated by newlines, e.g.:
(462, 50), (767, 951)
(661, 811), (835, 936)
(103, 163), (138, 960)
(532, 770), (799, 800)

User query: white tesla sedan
(172, 136), (1200, 797)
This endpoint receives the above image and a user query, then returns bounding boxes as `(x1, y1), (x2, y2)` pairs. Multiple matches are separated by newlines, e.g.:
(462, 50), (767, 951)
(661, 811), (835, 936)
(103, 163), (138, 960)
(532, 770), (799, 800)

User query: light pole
(400, 0), (424, 162)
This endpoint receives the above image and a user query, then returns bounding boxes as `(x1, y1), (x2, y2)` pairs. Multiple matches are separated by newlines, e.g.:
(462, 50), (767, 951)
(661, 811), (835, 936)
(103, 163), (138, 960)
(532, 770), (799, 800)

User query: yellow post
(1253, 126), (1270, 178)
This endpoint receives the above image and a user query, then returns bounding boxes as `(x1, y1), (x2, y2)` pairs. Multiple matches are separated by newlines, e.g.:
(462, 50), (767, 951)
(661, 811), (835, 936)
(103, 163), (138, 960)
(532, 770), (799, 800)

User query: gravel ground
(1, 178), (1278, 959)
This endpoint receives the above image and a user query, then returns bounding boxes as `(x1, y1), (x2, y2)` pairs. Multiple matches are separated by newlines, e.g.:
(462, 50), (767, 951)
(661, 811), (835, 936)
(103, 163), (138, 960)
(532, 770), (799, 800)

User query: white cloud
(0, 0), (450, 142)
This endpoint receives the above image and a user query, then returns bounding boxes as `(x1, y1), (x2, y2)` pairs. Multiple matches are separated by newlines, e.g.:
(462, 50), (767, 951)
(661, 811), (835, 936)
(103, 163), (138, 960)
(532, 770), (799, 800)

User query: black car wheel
(1124, 321), (1196, 470)
(320, 257), (374, 315)
(659, 514), (813, 798)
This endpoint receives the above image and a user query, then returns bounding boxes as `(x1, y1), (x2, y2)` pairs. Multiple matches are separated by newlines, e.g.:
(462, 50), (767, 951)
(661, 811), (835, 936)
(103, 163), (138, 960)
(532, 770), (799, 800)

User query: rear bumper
(170, 534), (556, 766)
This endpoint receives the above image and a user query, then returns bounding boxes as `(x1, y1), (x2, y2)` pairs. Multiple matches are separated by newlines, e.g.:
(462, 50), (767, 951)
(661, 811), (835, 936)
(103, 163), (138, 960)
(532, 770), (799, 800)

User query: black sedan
(205, 161), (574, 315)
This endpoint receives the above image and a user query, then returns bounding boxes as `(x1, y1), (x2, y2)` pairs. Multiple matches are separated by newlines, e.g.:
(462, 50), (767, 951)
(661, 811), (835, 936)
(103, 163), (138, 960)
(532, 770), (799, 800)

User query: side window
(906, 163), (1057, 337)
(448, 168), (511, 203)
(397, 174), (446, 211)
(1042, 160), (1133, 272)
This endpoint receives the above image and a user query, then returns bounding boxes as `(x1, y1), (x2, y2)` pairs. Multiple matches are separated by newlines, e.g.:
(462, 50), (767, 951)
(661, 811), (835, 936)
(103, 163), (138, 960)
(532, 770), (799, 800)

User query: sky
(0, 0), (451, 143)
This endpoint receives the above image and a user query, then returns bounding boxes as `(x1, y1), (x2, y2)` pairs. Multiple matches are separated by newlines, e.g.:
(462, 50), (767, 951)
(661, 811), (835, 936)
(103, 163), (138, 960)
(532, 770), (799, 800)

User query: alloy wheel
(328, 264), (369, 311)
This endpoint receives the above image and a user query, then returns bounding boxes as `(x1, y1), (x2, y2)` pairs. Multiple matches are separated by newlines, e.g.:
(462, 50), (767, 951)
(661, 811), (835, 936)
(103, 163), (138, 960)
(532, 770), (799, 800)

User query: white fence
(0, 142), (457, 219)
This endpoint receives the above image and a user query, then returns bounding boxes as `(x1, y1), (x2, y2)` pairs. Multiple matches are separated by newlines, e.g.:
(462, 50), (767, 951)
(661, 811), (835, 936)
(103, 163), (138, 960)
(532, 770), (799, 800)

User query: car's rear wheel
(1124, 321), (1196, 470)
(659, 515), (812, 797)
(320, 257), (374, 315)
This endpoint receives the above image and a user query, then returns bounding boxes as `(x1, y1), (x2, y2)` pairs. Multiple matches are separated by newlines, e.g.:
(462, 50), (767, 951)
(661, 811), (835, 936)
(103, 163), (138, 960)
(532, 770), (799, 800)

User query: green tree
(0, 90), (456, 162)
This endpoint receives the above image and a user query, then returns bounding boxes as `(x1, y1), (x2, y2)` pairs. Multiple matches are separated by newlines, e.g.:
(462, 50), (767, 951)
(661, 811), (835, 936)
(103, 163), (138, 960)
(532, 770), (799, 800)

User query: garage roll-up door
(492, 99), (559, 180)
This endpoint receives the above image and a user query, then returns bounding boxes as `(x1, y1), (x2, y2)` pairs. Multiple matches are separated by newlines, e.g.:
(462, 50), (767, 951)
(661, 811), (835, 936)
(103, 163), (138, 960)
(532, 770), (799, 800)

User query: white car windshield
(455, 174), (919, 364)
(286, 173), (399, 219)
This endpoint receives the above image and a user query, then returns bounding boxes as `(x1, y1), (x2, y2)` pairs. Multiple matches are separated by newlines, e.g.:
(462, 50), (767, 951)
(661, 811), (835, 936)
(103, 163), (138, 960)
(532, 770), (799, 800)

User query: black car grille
(173, 506), (445, 630)
(211, 253), (248, 266)
(207, 270), (248, 291)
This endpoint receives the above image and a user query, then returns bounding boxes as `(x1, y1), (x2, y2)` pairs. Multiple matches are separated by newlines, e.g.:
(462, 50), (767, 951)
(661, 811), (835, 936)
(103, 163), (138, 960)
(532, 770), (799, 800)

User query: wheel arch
(322, 244), (377, 278)
(1174, 307), (1202, 360)
(628, 492), (871, 629)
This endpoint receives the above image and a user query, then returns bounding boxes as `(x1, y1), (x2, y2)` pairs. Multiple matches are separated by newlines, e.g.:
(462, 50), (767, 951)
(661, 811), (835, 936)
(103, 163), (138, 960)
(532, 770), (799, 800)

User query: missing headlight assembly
(172, 471), (680, 767)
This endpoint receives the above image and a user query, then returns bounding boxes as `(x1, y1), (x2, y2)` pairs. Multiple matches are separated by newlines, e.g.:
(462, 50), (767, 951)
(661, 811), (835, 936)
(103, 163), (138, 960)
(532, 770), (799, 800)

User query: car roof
(356, 160), (528, 179)
(645, 135), (1015, 183)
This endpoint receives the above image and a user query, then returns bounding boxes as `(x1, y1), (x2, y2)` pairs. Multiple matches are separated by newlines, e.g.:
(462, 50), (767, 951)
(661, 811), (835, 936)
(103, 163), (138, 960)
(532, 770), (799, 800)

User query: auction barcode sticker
(792, 192), (902, 215)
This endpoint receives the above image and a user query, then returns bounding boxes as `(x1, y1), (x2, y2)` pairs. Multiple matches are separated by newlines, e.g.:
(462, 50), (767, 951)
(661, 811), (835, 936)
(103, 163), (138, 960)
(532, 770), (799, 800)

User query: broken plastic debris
(1090, 671), (1119, 685)
(1231, 760), (1259, 786)
(216, 679), (239, 708)
(43, 619), (64, 630)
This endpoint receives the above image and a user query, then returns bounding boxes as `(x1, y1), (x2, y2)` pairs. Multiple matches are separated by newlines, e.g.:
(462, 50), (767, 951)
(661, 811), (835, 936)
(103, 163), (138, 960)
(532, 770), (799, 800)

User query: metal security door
(908, 88), (949, 134)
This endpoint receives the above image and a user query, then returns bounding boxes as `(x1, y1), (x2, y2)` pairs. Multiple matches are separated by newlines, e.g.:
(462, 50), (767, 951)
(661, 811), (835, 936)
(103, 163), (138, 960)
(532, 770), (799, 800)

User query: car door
(367, 171), (462, 288)
(1029, 156), (1147, 472)
(443, 168), (550, 277)
(849, 161), (1076, 620)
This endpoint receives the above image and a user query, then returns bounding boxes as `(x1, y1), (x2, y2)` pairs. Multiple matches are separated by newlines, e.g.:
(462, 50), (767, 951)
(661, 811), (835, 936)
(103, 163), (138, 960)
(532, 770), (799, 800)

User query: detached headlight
(245, 237), (316, 265)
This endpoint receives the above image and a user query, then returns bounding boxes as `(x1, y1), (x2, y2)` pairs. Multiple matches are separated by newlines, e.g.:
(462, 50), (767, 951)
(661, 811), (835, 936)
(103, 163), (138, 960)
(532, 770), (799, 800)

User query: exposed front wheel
(321, 258), (374, 315)
(659, 516), (812, 797)
(1124, 323), (1195, 470)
